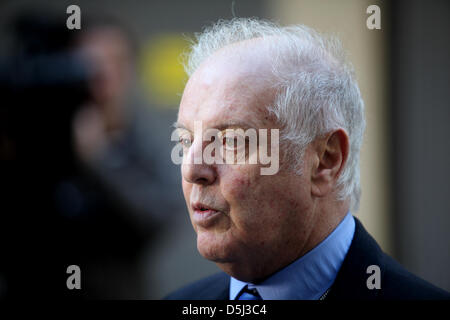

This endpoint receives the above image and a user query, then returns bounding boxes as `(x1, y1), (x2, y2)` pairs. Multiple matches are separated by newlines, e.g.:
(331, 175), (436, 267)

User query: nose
(181, 138), (217, 186)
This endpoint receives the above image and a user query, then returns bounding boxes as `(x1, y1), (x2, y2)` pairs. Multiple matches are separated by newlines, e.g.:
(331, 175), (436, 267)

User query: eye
(180, 137), (192, 148)
(225, 136), (236, 148)
(220, 131), (245, 151)
(179, 134), (192, 149)
(220, 132), (237, 150)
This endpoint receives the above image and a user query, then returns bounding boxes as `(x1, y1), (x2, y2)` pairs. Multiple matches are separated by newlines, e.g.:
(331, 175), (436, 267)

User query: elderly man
(167, 18), (449, 300)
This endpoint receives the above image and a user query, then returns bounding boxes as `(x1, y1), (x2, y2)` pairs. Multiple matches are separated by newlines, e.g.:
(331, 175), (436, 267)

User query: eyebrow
(172, 122), (187, 130)
(172, 120), (257, 132)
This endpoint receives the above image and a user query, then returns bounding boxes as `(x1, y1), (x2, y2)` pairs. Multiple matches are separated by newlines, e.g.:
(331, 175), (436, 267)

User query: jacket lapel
(325, 217), (383, 300)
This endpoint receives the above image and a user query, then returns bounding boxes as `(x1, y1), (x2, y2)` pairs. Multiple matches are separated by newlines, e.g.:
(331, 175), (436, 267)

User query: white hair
(182, 18), (365, 212)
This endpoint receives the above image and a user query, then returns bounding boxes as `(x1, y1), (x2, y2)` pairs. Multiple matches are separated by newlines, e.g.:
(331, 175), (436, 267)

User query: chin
(215, 261), (265, 283)
(196, 233), (266, 282)
(198, 247), (232, 264)
(196, 231), (236, 263)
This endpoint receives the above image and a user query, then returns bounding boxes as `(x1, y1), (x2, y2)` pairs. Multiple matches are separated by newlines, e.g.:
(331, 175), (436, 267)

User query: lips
(191, 202), (223, 228)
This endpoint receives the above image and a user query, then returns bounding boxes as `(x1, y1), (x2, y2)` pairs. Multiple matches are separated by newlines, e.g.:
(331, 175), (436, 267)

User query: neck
(298, 198), (350, 259)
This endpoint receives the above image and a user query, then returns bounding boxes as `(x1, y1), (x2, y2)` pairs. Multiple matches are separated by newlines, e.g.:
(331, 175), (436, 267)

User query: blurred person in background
(73, 18), (133, 163)
(73, 17), (183, 238)
(0, 11), (182, 299)
(71, 16), (186, 298)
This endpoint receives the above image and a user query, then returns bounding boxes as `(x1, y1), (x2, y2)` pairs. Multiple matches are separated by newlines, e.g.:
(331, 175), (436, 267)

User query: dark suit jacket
(166, 218), (450, 300)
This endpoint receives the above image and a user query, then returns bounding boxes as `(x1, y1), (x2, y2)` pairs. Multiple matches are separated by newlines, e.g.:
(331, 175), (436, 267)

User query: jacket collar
(325, 217), (384, 300)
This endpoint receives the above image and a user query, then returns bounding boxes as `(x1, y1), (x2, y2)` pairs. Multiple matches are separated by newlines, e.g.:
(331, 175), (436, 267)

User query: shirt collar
(230, 212), (355, 300)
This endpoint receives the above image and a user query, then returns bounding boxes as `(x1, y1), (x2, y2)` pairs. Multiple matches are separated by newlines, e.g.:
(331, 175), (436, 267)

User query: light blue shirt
(230, 212), (355, 300)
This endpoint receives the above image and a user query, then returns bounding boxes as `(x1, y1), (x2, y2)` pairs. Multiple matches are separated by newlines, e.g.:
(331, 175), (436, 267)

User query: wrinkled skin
(177, 41), (349, 282)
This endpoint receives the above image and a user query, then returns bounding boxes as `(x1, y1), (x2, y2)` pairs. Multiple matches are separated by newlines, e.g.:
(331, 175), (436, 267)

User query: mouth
(191, 202), (223, 228)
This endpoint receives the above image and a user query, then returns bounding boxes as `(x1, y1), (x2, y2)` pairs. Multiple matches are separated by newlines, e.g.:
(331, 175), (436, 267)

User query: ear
(310, 129), (349, 198)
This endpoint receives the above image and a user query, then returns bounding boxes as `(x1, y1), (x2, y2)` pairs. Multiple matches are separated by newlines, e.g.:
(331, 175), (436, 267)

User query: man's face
(177, 45), (316, 282)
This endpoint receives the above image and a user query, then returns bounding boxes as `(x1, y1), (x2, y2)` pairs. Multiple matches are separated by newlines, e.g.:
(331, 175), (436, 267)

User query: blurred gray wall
(391, 0), (450, 291)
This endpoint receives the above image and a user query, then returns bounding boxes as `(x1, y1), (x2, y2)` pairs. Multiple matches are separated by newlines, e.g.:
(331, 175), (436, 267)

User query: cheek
(224, 168), (280, 206)
(222, 167), (309, 236)
(182, 180), (192, 204)
(221, 167), (255, 206)
(223, 169), (282, 229)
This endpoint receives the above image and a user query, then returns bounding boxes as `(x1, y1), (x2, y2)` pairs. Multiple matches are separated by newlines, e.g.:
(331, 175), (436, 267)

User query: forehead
(178, 43), (276, 130)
